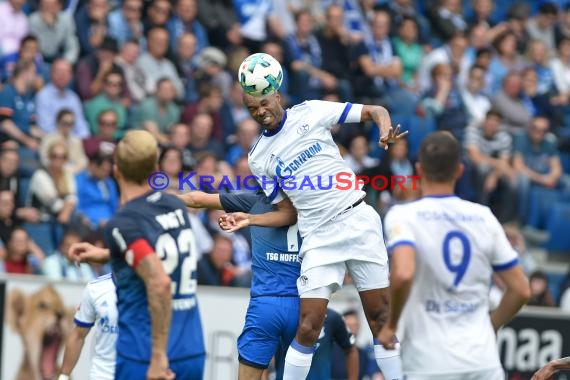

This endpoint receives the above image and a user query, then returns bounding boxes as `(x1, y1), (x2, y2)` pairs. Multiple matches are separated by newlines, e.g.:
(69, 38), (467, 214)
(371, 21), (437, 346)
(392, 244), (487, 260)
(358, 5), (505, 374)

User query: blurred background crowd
(1, 0), (570, 326)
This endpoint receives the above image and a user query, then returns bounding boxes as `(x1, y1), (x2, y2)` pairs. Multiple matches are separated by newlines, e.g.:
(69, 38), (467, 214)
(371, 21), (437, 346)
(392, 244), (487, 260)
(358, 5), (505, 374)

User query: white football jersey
(248, 100), (365, 237)
(74, 274), (118, 380)
(384, 195), (519, 376)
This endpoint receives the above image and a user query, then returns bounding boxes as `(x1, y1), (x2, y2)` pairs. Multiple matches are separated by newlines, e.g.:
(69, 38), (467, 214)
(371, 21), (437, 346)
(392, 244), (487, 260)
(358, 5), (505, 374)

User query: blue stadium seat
(546, 271), (567, 304)
(543, 202), (570, 254)
(561, 153), (570, 175)
(23, 222), (56, 256)
(18, 177), (30, 207)
(526, 187), (564, 229)
(406, 115), (436, 160)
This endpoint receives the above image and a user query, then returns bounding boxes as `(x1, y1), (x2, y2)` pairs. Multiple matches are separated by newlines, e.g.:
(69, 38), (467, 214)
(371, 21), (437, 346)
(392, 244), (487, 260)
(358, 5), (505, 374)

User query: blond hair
(47, 140), (70, 196)
(116, 130), (158, 185)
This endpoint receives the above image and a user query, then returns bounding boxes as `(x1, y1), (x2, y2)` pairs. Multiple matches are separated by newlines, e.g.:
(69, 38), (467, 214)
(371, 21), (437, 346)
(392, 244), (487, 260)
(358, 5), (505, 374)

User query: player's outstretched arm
(491, 265), (531, 332)
(67, 242), (110, 264)
(531, 357), (570, 380)
(218, 198), (297, 232)
(360, 105), (407, 150)
(135, 254), (175, 380)
(378, 245), (416, 349)
(58, 326), (91, 380)
(178, 191), (223, 210)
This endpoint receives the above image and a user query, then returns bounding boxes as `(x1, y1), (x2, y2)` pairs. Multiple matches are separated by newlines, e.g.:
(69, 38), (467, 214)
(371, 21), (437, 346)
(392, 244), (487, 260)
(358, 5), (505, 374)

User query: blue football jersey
(104, 191), (205, 363)
(220, 192), (301, 297)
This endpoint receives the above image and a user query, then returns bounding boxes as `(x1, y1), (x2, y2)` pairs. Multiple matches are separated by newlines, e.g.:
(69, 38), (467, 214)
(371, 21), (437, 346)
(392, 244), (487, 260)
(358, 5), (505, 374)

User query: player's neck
(420, 182), (456, 198)
(119, 182), (152, 205)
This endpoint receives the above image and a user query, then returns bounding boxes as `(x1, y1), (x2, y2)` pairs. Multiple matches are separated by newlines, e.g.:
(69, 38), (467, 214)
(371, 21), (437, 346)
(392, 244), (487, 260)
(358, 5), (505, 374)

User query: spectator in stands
(181, 82), (226, 142)
(316, 4), (355, 102)
(353, 8), (405, 105)
(75, 36), (124, 101)
(505, 2), (532, 54)
(419, 63), (469, 141)
(28, 140), (77, 227)
(417, 31), (469, 92)
(195, 47), (233, 100)
(392, 16), (423, 93)
(174, 32), (199, 103)
(527, 270), (556, 307)
(158, 146), (184, 194)
(0, 190), (20, 244)
(550, 37), (570, 106)
(187, 113), (224, 160)
(0, 35), (47, 86)
(225, 81), (250, 130)
(76, 150), (118, 230)
(343, 135), (379, 175)
(168, 123), (194, 171)
(429, 0), (468, 42)
(464, 109), (518, 223)
(467, 0), (509, 43)
(36, 59), (90, 138)
(167, 0), (209, 54)
(114, 39), (150, 104)
(556, 5), (570, 43)
(233, 0), (284, 52)
(197, 233), (250, 287)
(286, 9), (336, 102)
(142, 0), (172, 34)
(82, 109), (117, 158)
(107, 0), (144, 47)
(4, 227), (44, 275)
(74, 0), (111, 58)
(0, 0), (29, 61)
(0, 149), (42, 222)
(461, 64), (491, 125)
(134, 77), (180, 145)
(0, 60), (42, 150)
(526, 2), (559, 53)
(136, 27), (184, 98)
(40, 109), (88, 174)
(195, 0), (239, 49)
(526, 39), (554, 95)
(42, 230), (95, 281)
(386, 0), (431, 46)
(29, 0), (80, 65)
(492, 71), (532, 132)
(225, 118), (260, 167)
(520, 67), (558, 125)
(489, 31), (525, 93)
(514, 116), (566, 228)
(84, 71), (128, 136)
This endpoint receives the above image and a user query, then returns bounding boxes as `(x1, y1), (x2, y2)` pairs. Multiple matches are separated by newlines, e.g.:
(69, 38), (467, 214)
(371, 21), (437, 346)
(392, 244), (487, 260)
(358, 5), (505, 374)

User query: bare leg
(360, 288), (403, 380)
(238, 363), (264, 380)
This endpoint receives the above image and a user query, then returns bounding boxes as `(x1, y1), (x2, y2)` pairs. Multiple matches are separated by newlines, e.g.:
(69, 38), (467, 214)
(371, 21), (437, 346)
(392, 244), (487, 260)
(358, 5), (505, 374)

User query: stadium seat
(561, 153), (570, 175)
(543, 202), (570, 254)
(18, 177), (30, 207)
(406, 115), (437, 160)
(526, 187), (564, 229)
(23, 222), (56, 256)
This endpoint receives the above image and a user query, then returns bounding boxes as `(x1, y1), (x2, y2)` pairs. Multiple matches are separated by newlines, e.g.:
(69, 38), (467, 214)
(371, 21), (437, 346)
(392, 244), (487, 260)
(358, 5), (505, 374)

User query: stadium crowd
(1, 0), (570, 314)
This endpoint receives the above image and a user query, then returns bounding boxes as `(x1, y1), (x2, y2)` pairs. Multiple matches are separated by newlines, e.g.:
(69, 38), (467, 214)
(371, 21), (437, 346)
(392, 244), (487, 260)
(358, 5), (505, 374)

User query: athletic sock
(282, 338), (314, 380)
(374, 338), (403, 380)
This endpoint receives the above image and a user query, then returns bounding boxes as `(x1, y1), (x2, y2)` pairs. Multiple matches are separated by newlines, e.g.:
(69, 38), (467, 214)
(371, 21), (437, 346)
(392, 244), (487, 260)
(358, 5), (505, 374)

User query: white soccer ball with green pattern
(238, 53), (283, 97)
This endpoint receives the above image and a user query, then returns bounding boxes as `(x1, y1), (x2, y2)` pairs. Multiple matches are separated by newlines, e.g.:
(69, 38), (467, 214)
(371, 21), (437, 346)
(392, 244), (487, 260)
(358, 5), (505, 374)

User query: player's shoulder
(86, 274), (115, 296)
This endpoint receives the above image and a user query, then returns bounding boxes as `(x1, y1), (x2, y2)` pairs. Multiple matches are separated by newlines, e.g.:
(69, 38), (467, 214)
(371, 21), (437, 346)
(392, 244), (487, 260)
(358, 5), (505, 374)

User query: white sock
(282, 338), (314, 380)
(374, 338), (403, 380)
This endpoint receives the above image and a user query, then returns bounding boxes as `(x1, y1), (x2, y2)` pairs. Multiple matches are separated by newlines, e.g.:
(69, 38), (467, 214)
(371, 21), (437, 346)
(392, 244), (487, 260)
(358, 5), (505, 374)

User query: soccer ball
(238, 53), (283, 97)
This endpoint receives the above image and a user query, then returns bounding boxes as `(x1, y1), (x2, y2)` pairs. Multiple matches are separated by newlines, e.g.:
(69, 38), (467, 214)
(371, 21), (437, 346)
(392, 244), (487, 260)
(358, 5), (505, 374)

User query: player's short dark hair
(418, 131), (461, 183)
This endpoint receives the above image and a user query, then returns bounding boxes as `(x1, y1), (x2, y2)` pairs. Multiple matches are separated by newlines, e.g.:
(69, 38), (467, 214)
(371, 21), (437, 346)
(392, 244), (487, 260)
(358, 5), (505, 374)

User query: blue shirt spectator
(166, 0), (209, 54)
(76, 152), (118, 229)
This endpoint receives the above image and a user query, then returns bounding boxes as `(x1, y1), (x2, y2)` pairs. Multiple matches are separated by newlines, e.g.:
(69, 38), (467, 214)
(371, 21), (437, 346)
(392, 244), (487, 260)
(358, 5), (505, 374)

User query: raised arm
(360, 105), (407, 150)
(219, 197), (297, 232)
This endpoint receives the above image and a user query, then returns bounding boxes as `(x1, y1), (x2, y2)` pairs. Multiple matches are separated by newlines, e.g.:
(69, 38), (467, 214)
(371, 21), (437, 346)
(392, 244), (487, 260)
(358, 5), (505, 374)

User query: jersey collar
(262, 111), (287, 137)
(422, 194), (457, 199)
